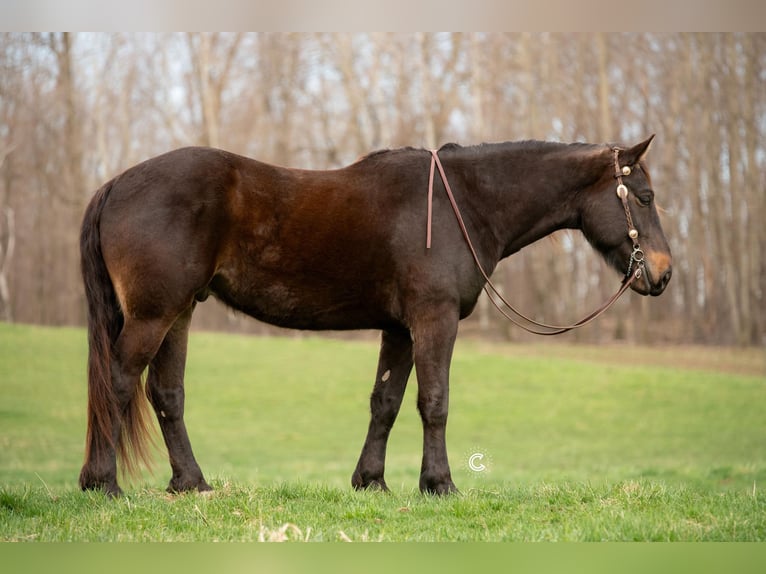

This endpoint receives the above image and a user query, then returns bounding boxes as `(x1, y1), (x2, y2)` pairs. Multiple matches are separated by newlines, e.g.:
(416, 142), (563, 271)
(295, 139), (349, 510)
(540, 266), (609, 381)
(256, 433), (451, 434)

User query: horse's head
(580, 135), (672, 296)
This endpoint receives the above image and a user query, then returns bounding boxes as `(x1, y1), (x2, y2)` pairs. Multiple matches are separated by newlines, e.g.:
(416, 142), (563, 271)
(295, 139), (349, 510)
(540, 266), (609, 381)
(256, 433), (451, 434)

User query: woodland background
(0, 32), (763, 345)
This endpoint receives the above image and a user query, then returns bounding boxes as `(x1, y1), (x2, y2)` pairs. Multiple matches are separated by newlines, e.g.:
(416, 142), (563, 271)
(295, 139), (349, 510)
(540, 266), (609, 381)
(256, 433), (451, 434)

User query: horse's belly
(209, 267), (394, 331)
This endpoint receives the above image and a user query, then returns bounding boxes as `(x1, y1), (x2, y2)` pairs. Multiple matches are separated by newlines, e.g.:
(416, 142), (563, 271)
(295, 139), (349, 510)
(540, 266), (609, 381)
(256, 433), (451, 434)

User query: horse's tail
(80, 179), (154, 481)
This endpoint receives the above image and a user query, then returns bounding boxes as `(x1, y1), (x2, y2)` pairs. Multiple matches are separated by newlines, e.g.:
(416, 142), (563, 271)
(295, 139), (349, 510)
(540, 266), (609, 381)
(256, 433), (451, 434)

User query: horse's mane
(438, 139), (601, 156)
(354, 139), (606, 168)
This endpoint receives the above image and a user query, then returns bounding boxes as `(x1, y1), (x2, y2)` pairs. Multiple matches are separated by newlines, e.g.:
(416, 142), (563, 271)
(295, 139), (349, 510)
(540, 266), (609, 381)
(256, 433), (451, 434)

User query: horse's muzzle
(650, 266), (672, 296)
(628, 248), (672, 296)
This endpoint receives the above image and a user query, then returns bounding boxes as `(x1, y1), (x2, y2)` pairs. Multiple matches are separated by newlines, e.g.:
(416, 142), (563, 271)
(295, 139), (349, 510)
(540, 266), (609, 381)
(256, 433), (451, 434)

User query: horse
(78, 136), (672, 496)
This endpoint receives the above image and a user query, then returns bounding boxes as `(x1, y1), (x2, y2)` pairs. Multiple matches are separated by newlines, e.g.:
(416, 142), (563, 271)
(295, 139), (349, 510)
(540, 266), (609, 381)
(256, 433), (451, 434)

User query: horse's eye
(637, 194), (652, 207)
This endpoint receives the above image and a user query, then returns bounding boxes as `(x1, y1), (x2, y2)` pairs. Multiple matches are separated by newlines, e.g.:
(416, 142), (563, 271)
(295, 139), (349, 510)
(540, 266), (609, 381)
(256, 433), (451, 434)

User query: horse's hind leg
(352, 328), (414, 491)
(146, 305), (211, 493)
(80, 317), (170, 496)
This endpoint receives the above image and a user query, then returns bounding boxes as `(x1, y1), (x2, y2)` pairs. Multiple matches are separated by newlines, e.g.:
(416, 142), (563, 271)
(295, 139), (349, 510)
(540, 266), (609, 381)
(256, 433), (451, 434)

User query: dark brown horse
(79, 136), (671, 496)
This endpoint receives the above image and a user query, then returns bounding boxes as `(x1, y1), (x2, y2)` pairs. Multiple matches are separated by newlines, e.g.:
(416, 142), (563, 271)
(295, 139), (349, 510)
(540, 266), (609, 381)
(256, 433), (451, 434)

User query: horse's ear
(622, 134), (655, 165)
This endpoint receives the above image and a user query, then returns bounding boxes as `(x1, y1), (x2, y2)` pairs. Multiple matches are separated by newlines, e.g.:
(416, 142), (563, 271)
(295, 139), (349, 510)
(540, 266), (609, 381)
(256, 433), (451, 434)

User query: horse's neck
(463, 144), (605, 260)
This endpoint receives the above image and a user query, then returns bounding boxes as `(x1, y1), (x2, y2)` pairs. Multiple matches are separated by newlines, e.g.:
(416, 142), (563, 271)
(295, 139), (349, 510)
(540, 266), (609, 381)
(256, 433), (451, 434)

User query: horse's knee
(416, 393), (449, 427)
(370, 387), (403, 421)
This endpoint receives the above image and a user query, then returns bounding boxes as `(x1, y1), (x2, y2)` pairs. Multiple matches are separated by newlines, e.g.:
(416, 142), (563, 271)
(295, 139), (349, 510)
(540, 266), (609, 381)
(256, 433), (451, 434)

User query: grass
(0, 321), (764, 541)
(2, 479), (763, 542)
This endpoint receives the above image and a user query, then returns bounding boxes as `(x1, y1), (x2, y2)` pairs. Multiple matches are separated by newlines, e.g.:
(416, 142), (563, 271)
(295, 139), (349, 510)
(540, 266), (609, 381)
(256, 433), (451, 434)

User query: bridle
(426, 147), (645, 335)
(613, 148), (646, 282)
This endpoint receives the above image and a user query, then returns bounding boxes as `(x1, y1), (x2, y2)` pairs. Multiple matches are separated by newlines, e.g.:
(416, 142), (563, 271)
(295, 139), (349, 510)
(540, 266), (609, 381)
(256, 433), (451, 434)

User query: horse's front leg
(352, 328), (414, 491)
(411, 304), (459, 495)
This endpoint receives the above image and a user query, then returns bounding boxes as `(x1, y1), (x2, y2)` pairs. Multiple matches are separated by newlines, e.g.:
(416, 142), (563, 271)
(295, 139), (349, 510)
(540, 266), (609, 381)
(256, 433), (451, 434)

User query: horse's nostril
(660, 267), (672, 289)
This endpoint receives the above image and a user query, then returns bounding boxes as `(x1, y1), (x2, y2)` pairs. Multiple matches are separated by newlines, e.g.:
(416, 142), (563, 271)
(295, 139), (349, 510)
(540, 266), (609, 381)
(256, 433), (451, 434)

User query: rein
(426, 148), (644, 336)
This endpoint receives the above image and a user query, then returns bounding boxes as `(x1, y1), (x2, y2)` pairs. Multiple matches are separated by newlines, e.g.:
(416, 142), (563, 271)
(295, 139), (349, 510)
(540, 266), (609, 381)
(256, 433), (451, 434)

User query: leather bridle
(426, 147), (645, 335)
(613, 148), (646, 282)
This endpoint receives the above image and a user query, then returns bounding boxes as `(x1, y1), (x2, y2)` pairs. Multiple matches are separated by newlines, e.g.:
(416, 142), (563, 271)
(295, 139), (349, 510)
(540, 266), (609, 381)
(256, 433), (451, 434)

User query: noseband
(426, 147), (644, 335)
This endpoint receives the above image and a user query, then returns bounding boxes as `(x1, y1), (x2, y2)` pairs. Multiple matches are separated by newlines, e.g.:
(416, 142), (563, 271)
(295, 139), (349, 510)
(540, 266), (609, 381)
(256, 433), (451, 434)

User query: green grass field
(1, 322), (764, 541)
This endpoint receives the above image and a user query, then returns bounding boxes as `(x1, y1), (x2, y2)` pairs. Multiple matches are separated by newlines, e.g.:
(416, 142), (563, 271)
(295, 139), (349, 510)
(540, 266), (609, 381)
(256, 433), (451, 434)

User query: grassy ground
(0, 322), (764, 541)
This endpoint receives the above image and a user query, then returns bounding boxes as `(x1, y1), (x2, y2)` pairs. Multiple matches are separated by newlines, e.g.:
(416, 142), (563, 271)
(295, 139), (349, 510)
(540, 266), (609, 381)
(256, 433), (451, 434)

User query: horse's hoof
(419, 476), (459, 496)
(351, 472), (390, 493)
(167, 476), (212, 494)
(80, 480), (123, 498)
(79, 467), (123, 497)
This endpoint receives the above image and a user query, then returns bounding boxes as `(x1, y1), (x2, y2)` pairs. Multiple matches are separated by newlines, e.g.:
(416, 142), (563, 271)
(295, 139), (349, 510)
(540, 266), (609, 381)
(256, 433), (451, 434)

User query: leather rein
(426, 147), (645, 336)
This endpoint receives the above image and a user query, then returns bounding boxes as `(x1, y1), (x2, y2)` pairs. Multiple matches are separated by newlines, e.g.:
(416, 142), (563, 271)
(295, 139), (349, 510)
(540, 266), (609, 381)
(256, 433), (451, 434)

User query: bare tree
(186, 33), (243, 149)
